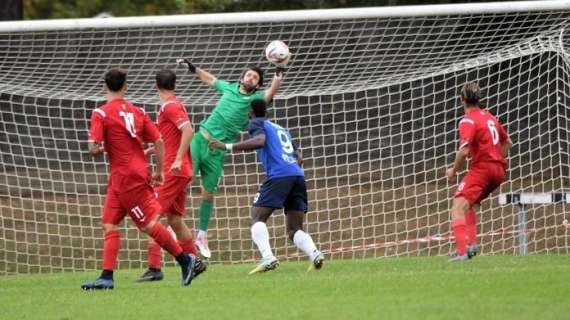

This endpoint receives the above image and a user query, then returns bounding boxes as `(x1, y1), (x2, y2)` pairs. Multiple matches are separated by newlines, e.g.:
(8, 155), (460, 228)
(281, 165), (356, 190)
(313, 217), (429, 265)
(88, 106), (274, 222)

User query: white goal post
(1, 1), (570, 274)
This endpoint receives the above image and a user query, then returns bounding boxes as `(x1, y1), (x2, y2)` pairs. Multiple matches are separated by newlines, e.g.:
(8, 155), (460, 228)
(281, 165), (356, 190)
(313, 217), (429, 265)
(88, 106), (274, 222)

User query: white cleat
(308, 251), (325, 272)
(195, 234), (212, 259)
(248, 256), (279, 275)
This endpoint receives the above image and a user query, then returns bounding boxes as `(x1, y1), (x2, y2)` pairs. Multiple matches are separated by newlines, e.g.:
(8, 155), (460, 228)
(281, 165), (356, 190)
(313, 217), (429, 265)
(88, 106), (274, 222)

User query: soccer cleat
(467, 244), (481, 258)
(448, 253), (470, 262)
(135, 269), (164, 282)
(81, 278), (114, 290)
(193, 256), (208, 279)
(181, 254), (197, 286)
(307, 251), (325, 272)
(248, 256), (279, 275)
(195, 234), (212, 259)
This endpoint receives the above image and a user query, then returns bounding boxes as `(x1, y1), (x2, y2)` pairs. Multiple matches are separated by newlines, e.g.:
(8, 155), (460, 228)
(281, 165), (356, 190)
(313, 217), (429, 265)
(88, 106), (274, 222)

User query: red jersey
(88, 98), (161, 186)
(458, 107), (509, 169)
(157, 96), (192, 178)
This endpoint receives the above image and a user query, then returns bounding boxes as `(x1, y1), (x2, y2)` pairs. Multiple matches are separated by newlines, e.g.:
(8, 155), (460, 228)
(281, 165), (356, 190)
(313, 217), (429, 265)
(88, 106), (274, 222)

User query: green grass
(1, 256), (569, 320)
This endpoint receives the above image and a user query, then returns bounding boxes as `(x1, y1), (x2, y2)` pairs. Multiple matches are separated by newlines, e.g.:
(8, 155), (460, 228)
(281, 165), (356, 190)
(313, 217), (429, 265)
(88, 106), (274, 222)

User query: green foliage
(23, 0), (496, 19)
(23, 0), (232, 19)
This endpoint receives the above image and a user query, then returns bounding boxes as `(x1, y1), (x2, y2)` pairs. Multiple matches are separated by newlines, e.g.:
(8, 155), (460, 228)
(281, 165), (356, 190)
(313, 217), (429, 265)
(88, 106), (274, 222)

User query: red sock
(147, 239), (162, 269)
(451, 218), (468, 255)
(148, 223), (183, 257)
(102, 230), (121, 270)
(179, 238), (199, 256)
(465, 209), (477, 245)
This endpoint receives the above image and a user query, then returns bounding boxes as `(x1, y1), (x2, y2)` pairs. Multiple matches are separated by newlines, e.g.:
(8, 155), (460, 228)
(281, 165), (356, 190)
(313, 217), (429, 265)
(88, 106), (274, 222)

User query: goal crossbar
(0, 1), (569, 33)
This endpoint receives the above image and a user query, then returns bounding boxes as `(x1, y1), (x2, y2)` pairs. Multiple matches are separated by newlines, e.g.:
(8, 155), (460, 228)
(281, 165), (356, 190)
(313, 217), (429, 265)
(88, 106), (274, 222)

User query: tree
(23, 0), (492, 20)
(23, 0), (231, 19)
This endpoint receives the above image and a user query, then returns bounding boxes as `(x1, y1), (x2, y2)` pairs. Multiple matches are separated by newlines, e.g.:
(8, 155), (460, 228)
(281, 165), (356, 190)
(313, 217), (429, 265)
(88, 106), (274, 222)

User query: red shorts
(454, 164), (506, 205)
(154, 175), (191, 216)
(102, 175), (162, 229)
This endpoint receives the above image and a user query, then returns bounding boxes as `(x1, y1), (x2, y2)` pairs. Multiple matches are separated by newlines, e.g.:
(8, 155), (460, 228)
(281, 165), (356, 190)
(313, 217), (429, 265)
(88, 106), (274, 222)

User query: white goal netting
(1, 2), (570, 273)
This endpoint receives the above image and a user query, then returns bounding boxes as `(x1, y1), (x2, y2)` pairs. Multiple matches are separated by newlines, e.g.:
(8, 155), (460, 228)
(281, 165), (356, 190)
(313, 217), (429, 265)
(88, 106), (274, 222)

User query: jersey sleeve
(88, 108), (105, 144)
(212, 79), (232, 93)
(254, 90), (266, 104)
(248, 118), (266, 137)
(458, 118), (475, 149)
(142, 113), (161, 143)
(163, 103), (191, 130)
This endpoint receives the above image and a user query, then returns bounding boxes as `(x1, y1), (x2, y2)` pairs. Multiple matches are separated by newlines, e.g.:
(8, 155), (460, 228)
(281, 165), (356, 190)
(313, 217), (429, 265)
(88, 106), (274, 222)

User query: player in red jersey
(81, 68), (198, 290)
(446, 82), (513, 261)
(136, 69), (207, 282)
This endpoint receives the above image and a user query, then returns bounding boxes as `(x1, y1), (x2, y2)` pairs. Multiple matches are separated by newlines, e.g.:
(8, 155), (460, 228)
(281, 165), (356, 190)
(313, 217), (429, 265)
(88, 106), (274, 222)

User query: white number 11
(487, 120), (499, 145)
(119, 111), (137, 138)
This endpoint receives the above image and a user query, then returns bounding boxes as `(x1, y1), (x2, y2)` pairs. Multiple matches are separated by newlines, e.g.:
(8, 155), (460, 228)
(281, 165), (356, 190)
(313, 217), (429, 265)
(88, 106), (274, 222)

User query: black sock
(100, 269), (113, 280)
(175, 253), (189, 267)
(149, 267), (161, 272)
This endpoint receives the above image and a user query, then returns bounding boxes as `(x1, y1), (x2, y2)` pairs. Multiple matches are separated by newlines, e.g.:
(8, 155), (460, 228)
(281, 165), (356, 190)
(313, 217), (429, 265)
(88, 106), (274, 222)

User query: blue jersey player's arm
(292, 140), (303, 166)
(209, 118), (266, 152)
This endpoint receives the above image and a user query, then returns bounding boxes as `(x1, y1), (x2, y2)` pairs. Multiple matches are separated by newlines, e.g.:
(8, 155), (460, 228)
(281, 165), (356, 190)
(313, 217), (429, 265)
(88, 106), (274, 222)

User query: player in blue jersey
(209, 99), (324, 273)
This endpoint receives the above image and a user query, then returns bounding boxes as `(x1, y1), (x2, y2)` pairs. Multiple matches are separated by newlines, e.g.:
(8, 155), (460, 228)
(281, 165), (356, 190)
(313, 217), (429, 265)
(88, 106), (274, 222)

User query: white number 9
(277, 130), (294, 154)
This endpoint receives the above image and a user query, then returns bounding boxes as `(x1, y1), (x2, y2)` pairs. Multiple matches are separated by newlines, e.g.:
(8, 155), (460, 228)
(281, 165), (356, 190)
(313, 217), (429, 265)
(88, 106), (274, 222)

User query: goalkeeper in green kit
(177, 58), (284, 258)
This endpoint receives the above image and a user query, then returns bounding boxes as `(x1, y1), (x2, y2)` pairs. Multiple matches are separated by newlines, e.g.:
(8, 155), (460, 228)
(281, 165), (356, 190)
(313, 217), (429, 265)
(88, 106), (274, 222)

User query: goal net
(1, 1), (570, 273)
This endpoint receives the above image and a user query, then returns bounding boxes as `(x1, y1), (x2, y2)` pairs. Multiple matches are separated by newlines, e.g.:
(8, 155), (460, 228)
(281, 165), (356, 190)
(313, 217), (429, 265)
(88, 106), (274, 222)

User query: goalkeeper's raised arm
(264, 67), (284, 103)
(177, 58), (284, 102)
(177, 58), (216, 86)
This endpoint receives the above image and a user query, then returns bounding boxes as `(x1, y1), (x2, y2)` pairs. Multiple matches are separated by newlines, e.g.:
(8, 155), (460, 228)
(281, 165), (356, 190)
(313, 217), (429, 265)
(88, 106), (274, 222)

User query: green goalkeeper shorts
(191, 130), (226, 193)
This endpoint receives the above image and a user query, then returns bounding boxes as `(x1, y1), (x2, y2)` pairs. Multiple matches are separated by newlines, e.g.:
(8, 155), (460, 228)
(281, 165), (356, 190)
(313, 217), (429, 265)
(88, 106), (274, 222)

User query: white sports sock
(293, 230), (318, 259)
(251, 222), (274, 260)
(197, 230), (207, 240)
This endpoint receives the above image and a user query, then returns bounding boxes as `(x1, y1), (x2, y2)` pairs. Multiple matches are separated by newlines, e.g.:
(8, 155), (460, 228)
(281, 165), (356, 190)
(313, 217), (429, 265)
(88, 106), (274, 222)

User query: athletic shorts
(253, 176), (308, 212)
(155, 175), (191, 216)
(454, 164), (506, 205)
(191, 131), (226, 193)
(102, 175), (162, 229)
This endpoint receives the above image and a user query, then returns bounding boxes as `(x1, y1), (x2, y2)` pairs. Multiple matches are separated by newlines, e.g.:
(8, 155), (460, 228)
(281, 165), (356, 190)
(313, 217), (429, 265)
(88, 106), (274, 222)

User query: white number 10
(487, 120), (499, 145)
(119, 111), (137, 138)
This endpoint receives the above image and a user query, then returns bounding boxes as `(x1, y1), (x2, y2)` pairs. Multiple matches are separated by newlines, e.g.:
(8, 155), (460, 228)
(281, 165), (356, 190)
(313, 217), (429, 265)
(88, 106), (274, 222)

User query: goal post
(1, 1), (570, 274)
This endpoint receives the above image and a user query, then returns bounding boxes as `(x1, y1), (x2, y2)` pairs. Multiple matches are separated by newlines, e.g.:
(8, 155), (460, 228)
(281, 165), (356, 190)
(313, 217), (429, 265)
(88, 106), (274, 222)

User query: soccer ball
(265, 40), (291, 67)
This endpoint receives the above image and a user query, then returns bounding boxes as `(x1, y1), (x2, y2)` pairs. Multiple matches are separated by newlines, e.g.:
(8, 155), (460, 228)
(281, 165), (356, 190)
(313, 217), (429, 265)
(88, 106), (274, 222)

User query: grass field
(1, 256), (569, 320)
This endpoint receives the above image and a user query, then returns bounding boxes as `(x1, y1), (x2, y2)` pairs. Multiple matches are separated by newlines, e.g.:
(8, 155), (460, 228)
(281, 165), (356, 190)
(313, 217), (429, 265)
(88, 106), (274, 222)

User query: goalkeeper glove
(274, 67), (285, 80)
(176, 58), (197, 73)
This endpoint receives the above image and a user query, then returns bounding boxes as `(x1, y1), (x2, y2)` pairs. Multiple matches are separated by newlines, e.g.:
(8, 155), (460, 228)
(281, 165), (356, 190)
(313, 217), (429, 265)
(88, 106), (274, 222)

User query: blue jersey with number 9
(248, 118), (304, 180)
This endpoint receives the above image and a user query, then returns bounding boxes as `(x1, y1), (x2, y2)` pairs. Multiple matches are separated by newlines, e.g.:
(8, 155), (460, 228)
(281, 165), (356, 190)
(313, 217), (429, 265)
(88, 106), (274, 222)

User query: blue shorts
(253, 176), (308, 213)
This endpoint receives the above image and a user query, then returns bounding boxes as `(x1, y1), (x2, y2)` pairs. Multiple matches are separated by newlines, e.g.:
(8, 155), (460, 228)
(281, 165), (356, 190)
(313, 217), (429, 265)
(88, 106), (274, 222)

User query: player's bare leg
(249, 207), (279, 274)
(196, 187), (214, 258)
(286, 211), (324, 272)
(449, 197), (473, 262)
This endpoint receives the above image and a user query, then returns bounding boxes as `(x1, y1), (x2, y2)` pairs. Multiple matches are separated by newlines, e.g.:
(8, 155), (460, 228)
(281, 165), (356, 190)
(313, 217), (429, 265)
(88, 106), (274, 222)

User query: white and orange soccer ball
(265, 40), (291, 67)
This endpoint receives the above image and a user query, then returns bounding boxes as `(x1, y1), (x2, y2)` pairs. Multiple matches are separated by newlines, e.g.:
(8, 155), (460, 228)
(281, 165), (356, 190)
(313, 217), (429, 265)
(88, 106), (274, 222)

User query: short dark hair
(156, 69), (176, 90)
(461, 82), (481, 105)
(251, 99), (267, 117)
(104, 68), (127, 92)
(244, 66), (264, 87)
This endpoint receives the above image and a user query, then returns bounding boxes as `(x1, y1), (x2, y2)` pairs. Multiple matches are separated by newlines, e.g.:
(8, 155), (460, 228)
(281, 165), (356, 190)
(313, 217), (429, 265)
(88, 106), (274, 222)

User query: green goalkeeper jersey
(200, 79), (266, 143)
